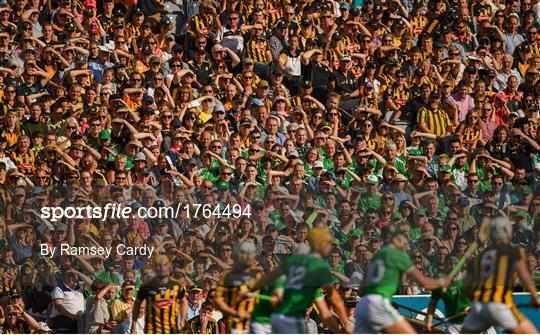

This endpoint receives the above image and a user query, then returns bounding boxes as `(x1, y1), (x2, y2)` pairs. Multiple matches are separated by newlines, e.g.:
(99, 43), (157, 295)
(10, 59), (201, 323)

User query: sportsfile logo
(40, 203), (252, 221)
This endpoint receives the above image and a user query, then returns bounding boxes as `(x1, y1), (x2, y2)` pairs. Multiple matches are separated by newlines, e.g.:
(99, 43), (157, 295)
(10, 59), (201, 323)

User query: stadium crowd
(0, 0), (538, 333)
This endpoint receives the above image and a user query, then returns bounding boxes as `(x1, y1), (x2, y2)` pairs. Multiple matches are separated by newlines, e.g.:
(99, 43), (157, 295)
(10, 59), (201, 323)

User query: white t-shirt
(50, 282), (85, 318)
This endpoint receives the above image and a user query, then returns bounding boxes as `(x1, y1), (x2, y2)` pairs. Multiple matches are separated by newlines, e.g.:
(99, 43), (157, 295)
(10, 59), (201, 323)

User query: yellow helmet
(308, 227), (333, 246)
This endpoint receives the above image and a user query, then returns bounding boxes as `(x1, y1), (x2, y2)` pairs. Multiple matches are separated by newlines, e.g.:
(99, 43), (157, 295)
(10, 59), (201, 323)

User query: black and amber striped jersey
(240, 4), (255, 19)
(410, 15), (428, 38)
(137, 277), (186, 334)
(215, 269), (262, 332)
(342, 34), (361, 54)
(126, 23), (141, 43)
(530, 40), (540, 56)
(183, 316), (219, 334)
(245, 38), (269, 63)
(386, 84), (411, 108)
(455, 123), (481, 143)
(266, 6), (283, 26)
(470, 243), (526, 305)
(189, 14), (213, 36)
(11, 149), (35, 175)
(424, 18), (440, 36)
(471, 2), (492, 20)
(1, 130), (17, 147)
(417, 107), (453, 136)
(324, 48), (341, 70)
(0, 262), (18, 296)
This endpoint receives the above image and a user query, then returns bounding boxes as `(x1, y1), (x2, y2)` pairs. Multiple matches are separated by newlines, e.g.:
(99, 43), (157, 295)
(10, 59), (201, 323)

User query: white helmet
(233, 241), (257, 266)
(490, 216), (513, 239)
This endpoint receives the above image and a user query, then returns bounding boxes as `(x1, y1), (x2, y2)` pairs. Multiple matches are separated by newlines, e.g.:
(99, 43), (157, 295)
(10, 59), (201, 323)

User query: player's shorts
(354, 294), (403, 333)
(462, 302), (524, 332)
(250, 321), (272, 334)
(446, 322), (463, 334)
(271, 313), (307, 334)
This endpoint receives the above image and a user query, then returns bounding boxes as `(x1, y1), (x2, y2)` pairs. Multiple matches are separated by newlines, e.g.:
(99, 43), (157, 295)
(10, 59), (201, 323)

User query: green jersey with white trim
(363, 247), (414, 300)
(274, 253), (332, 318)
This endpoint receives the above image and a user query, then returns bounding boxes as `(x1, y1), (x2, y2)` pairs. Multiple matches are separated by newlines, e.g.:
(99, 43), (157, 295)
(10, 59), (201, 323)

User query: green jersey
(275, 253), (332, 318)
(363, 247), (414, 300)
(431, 280), (470, 324)
(251, 277), (284, 324)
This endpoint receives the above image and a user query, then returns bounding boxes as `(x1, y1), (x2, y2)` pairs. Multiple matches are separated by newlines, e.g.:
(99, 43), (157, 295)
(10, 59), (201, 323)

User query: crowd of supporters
(0, 0), (538, 332)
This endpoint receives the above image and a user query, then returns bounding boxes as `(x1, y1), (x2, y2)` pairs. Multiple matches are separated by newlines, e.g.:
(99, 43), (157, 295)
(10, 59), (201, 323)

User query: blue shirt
(504, 32), (524, 55)
(186, 301), (201, 321)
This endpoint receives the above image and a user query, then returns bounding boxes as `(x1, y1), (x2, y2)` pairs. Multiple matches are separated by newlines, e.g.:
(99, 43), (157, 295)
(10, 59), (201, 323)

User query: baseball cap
(14, 188), (25, 196)
(55, 223), (68, 231)
(466, 65), (477, 74)
(439, 165), (452, 173)
(122, 280), (136, 289)
(266, 224), (278, 232)
(172, 44), (184, 52)
(257, 80), (270, 89)
(457, 196), (470, 207)
(414, 68), (425, 77)
(341, 55), (352, 62)
(301, 80), (312, 88)
(521, 186), (533, 196)
(274, 95), (286, 102)
(366, 174), (379, 185)
(186, 158), (198, 166)
(287, 149), (299, 158)
(244, 58), (254, 64)
(340, 2), (350, 9)
(239, 117), (252, 125)
(134, 152), (147, 162)
(150, 56), (161, 64)
(276, 20), (289, 29)
(392, 173), (408, 182)
(313, 161), (324, 169)
(415, 208), (427, 217)
(514, 209), (528, 218)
